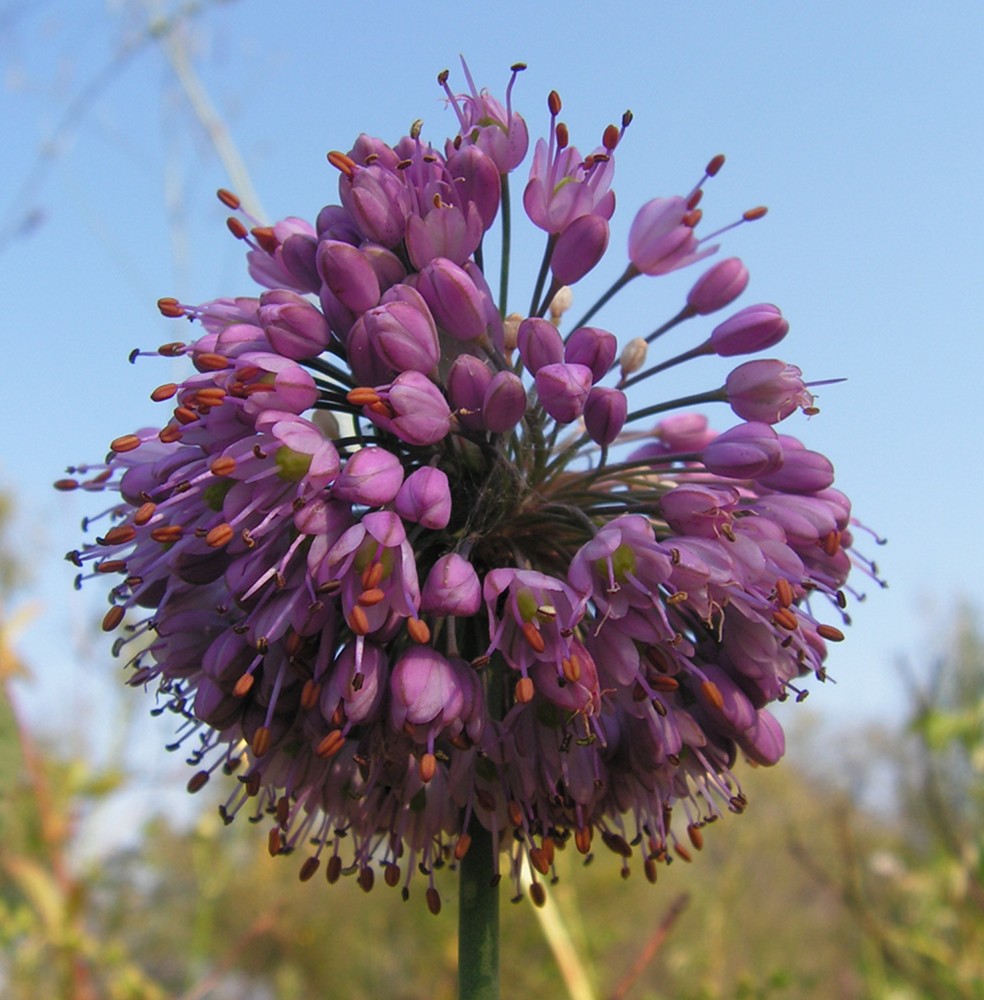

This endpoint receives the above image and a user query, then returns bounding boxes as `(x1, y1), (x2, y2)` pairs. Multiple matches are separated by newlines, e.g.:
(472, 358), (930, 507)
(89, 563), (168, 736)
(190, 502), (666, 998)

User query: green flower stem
(625, 387), (726, 425)
(498, 174), (512, 317)
(458, 818), (500, 1000)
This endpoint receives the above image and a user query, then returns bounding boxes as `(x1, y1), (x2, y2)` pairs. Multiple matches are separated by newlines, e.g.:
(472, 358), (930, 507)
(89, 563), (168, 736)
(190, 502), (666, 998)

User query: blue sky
(2, 0), (982, 760)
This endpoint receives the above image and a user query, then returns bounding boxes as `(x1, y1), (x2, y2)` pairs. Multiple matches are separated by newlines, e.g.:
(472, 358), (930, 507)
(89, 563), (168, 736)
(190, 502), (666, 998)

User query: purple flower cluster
(59, 62), (874, 912)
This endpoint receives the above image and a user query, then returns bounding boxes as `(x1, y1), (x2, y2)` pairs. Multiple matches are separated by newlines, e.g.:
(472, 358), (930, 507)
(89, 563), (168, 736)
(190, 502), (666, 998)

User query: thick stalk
(458, 819), (499, 1000)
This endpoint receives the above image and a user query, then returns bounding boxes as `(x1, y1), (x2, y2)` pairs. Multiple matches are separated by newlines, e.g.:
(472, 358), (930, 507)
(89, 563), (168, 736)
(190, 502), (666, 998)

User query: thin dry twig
(608, 892), (689, 1000)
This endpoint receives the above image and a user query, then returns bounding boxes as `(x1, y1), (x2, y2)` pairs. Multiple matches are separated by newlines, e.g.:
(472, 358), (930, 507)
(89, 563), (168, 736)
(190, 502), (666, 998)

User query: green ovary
(275, 446), (313, 482)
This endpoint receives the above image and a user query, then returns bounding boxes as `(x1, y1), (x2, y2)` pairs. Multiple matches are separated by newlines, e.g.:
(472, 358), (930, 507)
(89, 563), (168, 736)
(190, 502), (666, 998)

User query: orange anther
(361, 561), (384, 590)
(151, 383), (178, 402)
(195, 352), (231, 371)
(233, 673), (255, 698)
(95, 559), (127, 574)
(507, 800), (524, 828)
(101, 606), (125, 632)
(529, 847), (550, 875)
(326, 855), (342, 883)
(529, 882), (546, 908)
(822, 530), (842, 557)
(226, 216), (248, 239)
(100, 525), (136, 546)
(315, 730), (346, 759)
(743, 205), (768, 221)
(150, 525), (182, 544)
(602, 122), (620, 151)
(384, 863), (401, 887)
(521, 621), (545, 653)
(515, 676), (535, 703)
(575, 826), (593, 854)
(674, 842), (692, 863)
(562, 655), (581, 683)
(174, 406), (198, 425)
(327, 150), (357, 177)
(206, 523), (234, 548)
(251, 226), (278, 253)
(407, 617), (431, 644)
(53, 478), (79, 491)
(453, 833), (472, 861)
(700, 679), (725, 711)
(252, 726), (272, 758)
(158, 423), (182, 444)
(419, 752), (437, 783)
(688, 824), (704, 850)
(157, 297), (184, 318)
(358, 867), (374, 893)
(775, 578), (794, 608)
(368, 400), (394, 418)
(547, 89), (562, 115)
(772, 607), (799, 631)
(300, 679), (320, 711)
(110, 434), (141, 454)
(358, 587), (386, 607)
(817, 624), (845, 642)
(650, 674), (680, 692)
(348, 606), (370, 635)
(210, 456), (237, 477)
(706, 153), (726, 176)
(133, 501), (156, 525)
(644, 858), (659, 883)
(216, 188), (241, 209)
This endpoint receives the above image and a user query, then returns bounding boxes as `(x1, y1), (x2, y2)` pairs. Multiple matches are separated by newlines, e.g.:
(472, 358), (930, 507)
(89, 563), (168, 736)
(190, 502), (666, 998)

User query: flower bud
(702, 422), (784, 479)
(447, 354), (493, 431)
(686, 257), (749, 315)
(583, 386), (627, 445)
(710, 304), (788, 357)
(628, 197), (713, 276)
(338, 164), (408, 247)
(331, 446), (404, 506)
(395, 467), (452, 529)
(360, 242), (407, 294)
(446, 146), (501, 230)
(551, 214), (610, 286)
(482, 371), (527, 433)
(564, 326), (617, 383)
(658, 483), (740, 538)
(736, 709), (786, 766)
(534, 362), (593, 424)
(350, 296), (440, 382)
(367, 372), (451, 446)
(725, 359), (813, 423)
(619, 337), (647, 379)
(279, 233), (321, 293)
(415, 258), (488, 341)
(517, 317), (564, 374)
(316, 240), (381, 314)
(389, 646), (465, 734)
(258, 290), (331, 360)
(421, 553), (481, 615)
(407, 201), (484, 270)
(755, 443), (834, 494)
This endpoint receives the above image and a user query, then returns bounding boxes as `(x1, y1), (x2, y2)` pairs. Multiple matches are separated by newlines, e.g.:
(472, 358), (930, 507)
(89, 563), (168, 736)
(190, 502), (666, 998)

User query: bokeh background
(1, 2), (982, 997)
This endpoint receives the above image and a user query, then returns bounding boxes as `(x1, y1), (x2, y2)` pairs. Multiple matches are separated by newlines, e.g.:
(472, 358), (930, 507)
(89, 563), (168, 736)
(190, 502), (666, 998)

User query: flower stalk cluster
(59, 62), (874, 913)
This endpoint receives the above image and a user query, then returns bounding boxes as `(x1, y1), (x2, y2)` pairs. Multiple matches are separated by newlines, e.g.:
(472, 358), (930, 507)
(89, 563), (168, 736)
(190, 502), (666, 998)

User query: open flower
(59, 61), (874, 915)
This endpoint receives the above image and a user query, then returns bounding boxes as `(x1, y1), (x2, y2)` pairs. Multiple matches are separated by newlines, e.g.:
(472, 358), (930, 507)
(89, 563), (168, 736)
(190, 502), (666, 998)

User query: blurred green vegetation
(2, 571), (982, 999)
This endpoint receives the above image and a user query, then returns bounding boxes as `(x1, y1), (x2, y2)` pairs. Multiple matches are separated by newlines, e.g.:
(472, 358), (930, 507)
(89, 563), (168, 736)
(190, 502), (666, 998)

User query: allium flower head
(60, 62), (879, 913)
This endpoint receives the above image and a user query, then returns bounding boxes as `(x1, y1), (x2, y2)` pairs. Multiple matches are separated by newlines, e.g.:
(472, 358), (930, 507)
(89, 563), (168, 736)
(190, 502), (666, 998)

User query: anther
(150, 525), (182, 544)
(515, 676), (535, 703)
(601, 830), (632, 858)
(705, 153), (726, 177)
(673, 842), (692, 863)
(743, 205), (768, 221)
(326, 855), (342, 883)
(453, 833), (472, 861)
(700, 679), (724, 710)
(529, 846), (550, 876)
(419, 752), (437, 783)
(602, 123), (620, 151)
(134, 502), (156, 525)
(158, 341), (186, 357)
(216, 188), (241, 210)
(817, 624), (845, 642)
(276, 796), (290, 828)
(187, 771), (210, 793)
(267, 828), (283, 856)
(226, 216), (249, 239)
(102, 606), (125, 632)
(158, 424), (182, 444)
(100, 525), (136, 546)
(251, 226), (278, 253)
(251, 726), (272, 757)
(426, 887), (442, 915)
(521, 621), (545, 653)
(299, 857), (321, 882)
(384, 863), (402, 887)
(407, 617), (431, 644)
(687, 824), (704, 850)
(358, 587), (386, 607)
(562, 655), (581, 683)
(300, 679), (321, 711)
(315, 730), (346, 759)
(644, 858), (658, 883)
(548, 90), (562, 115)
(772, 607), (798, 631)
(54, 478), (79, 491)
(775, 578), (794, 609)
(233, 674), (255, 698)
(508, 800), (524, 828)
(327, 151), (356, 177)
(529, 882), (546, 908)
(821, 530), (842, 557)
(95, 559), (127, 574)
(210, 456), (236, 477)
(110, 434), (141, 454)
(156, 297), (184, 318)
(555, 122), (569, 149)
(358, 867), (375, 893)
(174, 406), (198, 425)
(151, 383), (178, 402)
(195, 352), (231, 371)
